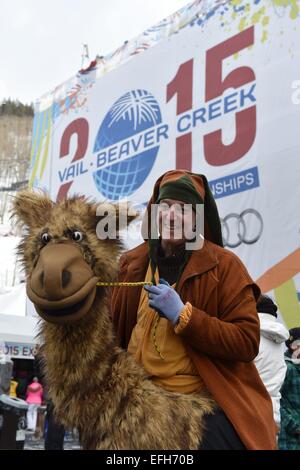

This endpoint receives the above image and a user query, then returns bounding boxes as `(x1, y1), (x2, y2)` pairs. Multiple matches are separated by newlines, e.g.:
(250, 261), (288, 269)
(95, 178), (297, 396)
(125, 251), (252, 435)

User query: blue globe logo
(93, 89), (162, 200)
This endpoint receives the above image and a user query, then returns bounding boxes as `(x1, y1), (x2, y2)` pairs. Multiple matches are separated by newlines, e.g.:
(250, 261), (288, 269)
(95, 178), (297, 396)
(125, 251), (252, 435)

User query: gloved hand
(144, 278), (184, 325)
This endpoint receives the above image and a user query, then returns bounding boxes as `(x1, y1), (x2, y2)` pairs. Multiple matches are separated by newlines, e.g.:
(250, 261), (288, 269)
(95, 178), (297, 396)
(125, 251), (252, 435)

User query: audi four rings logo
(221, 209), (263, 248)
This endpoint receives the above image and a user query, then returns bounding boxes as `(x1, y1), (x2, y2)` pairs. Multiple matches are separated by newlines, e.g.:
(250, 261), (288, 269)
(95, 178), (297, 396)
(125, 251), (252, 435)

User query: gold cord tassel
(152, 316), (164, 360)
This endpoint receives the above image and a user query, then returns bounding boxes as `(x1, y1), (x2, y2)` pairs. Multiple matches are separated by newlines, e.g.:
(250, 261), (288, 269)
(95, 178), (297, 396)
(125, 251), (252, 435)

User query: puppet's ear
(90, 201), (138, 238)
(114, 202), (139, 230)
(11, 190), (53, 229)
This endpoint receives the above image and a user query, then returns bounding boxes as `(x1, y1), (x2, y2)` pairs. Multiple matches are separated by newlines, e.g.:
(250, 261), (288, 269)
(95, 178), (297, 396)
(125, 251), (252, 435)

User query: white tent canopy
(0, 313), (39, 360)
(0, 283), (26, 317)
(0, 314), (39, 345)
(0, 283), (39, 359)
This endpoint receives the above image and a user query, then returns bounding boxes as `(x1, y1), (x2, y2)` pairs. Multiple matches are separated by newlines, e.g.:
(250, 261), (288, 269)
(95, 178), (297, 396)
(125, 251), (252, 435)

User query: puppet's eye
(41, 232), (51, 244)
(71, 231), (83, 242)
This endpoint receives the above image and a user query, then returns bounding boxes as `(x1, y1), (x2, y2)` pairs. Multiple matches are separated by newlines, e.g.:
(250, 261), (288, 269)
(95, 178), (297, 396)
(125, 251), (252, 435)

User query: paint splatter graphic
(190, 0), (300, 51)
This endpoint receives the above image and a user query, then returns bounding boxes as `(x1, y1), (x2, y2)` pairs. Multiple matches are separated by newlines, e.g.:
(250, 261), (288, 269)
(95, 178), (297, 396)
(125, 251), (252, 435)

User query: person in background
(254, 295), (289, 428)
(16, 369), (28, 400)
(10, 376), (19, 398)
(44, 399), (65, 450)
(278, 327), (300, 450)
(25, 376), (43, 432)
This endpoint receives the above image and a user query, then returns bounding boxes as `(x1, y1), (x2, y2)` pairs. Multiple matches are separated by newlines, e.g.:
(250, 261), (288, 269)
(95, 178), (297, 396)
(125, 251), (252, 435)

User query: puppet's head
(12, 190), (136, 325)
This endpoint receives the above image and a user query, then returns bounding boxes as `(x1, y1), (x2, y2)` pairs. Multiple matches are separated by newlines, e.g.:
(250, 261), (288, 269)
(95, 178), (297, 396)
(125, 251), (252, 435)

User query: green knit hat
(156, 174), (204, 207)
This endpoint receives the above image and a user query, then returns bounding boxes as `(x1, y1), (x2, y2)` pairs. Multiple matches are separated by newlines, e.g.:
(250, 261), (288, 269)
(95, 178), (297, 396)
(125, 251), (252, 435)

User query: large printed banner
(30, 0), (300, 327)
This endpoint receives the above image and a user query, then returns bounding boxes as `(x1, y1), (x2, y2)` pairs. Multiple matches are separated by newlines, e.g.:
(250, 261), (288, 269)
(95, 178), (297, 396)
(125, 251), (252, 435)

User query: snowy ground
(24, 431), (81, 451)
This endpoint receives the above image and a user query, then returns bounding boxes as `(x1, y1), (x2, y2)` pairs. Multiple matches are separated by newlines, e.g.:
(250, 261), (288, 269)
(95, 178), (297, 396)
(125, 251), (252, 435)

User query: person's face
(290, 339), (300, 359)
(157, 198), (196, 247)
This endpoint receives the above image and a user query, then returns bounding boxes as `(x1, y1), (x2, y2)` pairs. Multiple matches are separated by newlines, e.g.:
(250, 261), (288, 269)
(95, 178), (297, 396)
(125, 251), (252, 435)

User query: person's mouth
(162, 224), (181, 231)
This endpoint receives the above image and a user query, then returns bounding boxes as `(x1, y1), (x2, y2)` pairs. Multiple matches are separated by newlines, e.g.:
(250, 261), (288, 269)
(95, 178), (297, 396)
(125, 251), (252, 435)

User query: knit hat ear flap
(198, 174), (223, 247)
(141, 172), (165, 241)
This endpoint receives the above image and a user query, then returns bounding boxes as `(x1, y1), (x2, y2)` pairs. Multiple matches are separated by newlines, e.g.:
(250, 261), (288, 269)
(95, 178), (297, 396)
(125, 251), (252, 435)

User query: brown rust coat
(111, 240), (277, 450)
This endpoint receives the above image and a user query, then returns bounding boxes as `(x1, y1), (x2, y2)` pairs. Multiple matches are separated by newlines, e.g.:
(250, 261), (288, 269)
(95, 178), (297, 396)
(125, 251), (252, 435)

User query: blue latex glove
(144, 278), (184, 325)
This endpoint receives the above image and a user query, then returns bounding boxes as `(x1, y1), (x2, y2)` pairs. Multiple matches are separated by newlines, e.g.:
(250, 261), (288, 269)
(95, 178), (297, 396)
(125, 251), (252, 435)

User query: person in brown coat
(111, 170), (277, 450)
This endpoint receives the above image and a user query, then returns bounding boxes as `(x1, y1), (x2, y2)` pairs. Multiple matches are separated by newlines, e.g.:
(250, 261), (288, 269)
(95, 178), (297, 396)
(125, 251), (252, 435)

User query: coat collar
(125, 239), (219, 288)
(177, 239), (219, 291)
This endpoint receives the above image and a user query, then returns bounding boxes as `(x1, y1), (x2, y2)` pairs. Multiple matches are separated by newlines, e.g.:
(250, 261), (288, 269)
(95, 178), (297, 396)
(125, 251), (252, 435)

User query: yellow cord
(97, 280), (164, 359)
(152, 316), (164, 360)
(97, 281), (153, 287)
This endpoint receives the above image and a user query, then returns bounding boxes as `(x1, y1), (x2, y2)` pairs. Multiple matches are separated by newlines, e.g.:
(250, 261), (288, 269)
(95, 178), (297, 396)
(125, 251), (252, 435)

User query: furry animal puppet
(13, 190), (215, 450)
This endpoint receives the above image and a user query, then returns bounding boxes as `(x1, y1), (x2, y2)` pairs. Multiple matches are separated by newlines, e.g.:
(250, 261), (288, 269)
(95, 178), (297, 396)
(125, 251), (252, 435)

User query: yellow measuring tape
(97, 281), (153, 287)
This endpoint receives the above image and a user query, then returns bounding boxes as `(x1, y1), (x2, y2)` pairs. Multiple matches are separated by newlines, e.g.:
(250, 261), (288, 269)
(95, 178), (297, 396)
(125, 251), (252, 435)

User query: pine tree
(0, 99), (33, 117)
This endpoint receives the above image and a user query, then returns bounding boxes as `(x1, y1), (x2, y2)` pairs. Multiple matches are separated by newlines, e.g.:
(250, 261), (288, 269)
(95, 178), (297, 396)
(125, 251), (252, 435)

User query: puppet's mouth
(27, 277), (99, 324)
(43, 295), (88, 317)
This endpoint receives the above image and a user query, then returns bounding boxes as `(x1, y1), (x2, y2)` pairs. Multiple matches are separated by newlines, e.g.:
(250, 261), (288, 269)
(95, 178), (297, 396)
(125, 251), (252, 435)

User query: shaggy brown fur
(12, 190), (215, 450)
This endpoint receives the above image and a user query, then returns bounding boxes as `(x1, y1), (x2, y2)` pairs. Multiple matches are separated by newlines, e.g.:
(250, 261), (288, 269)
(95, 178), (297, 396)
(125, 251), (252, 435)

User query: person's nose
(166, 207), (176, 222)
(167, 209), (174, 220)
